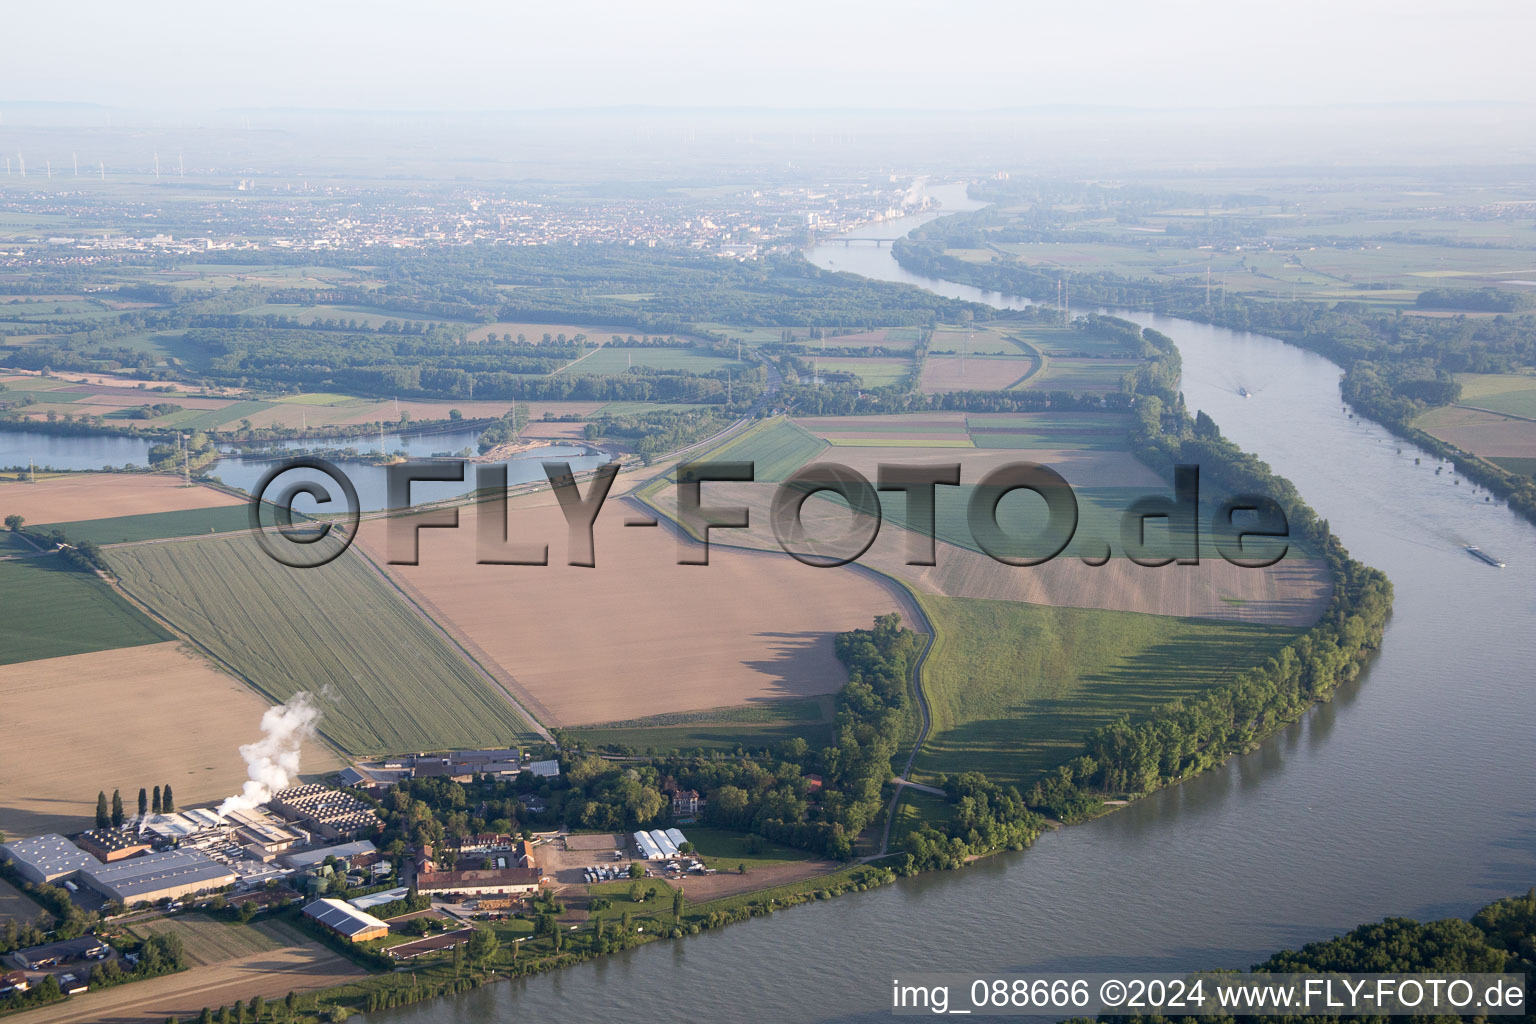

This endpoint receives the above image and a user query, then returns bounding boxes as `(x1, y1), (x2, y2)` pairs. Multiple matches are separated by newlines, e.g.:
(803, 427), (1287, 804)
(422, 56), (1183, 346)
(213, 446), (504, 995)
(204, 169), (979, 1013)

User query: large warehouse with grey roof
(80, 848), (235, 904)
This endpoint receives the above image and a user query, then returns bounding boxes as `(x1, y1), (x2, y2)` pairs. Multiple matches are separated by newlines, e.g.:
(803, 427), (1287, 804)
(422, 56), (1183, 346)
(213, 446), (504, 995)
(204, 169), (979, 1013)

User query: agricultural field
(919, 354), (1035, 393)
(798, 412), (971, 440)
(364, 493), (920, 727)
(132, 914), (293, 966)
(1415, 405), (1536, 459)
(775, 326), (926, 352)
(0, 473), (240, 525)
(910, 593), (1303, 787)
(37, 504), (266, 545)
(929, 324), (1029, 355)
(1452, 371), (1536, 419)
(0, 642), (340, 837)
(965, 411), (1131, 450)
(687, 416), (827, 481)
(641, 414), (1331, 626)
(1031, 356), (1140, 393)
(108, 535), (538, 753)
(568, 696), (836, 753)
(1012, 323), (1136, 357)
(557, 345), (750, 376)
(1491, 456), (1536, 479)
(0, 556), (170, 665)
(14, 920), (363, 1024)
(812, 357), (912, 387)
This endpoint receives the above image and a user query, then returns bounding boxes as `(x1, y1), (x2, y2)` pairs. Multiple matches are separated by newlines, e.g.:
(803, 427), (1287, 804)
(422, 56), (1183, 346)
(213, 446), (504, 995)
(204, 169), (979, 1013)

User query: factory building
(75, 829), (153, 863)
(80, 848), (235, 905)
(281, 839), (378, 872)
(141, 808), (227, 845)
(268, 785), (383, 840)
(302, 898), (390, 942)
(414, 866), (542, 897)
(0, 834), (98, 884)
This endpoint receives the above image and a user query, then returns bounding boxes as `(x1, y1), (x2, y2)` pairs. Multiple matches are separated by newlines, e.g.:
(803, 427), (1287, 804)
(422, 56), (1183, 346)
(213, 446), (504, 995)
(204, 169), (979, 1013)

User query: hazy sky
(9, 0), (1534, 111)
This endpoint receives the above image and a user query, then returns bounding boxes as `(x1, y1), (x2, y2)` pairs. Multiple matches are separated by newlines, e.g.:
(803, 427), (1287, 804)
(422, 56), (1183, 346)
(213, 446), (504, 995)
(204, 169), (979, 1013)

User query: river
(368, 183), (1536, 1022)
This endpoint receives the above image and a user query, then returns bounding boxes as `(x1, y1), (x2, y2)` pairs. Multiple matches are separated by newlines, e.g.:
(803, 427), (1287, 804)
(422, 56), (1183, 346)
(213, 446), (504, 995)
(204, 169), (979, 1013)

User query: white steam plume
(216, 692), (322, 817)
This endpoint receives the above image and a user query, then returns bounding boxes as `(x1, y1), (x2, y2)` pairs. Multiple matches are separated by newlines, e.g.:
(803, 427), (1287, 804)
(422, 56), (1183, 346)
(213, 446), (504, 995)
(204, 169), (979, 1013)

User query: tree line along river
(376, 184), (1536, 1023)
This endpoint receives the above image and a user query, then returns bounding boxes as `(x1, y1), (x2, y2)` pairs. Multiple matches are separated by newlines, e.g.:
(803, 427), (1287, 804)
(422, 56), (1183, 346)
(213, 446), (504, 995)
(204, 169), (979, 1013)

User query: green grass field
(812, 358), (912, 387)
(0, 556), (170, 665)
(1491, 456), (1536, 479)
(966, 411), (1131, 450)
(825, 437), (975, 447)
(889, 788), (951, 842)
(108, 536), (537, 753)
(131, 914), (284, 966)
(559, 346), (750, 376)
(40, 504), (261, 544)
(694, 417), (827, 482)
(682, 827), (813, 872)
(1029, 358), (1139, 392)
(1454, 372), (1536, 419)
(910, 593), (1301, 787)
(569, 697), (834, 753)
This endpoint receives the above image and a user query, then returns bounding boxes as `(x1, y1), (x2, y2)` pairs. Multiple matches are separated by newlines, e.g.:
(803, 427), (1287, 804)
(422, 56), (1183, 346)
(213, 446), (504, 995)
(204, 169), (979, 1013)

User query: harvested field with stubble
(0, 473), (239, 525)
(363, 495), (922, 727)
(108, 535), (537, 753)
(0, 642), (340, 838)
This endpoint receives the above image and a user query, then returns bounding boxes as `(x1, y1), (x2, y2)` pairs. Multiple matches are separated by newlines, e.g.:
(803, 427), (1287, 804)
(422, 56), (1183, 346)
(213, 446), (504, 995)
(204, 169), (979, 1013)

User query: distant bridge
(825, 236), (893, 246)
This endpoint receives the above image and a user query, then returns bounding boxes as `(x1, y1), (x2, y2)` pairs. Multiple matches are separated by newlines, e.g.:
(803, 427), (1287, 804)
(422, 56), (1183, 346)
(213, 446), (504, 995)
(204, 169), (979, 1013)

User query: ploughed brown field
(360, 493), (921, 727)
(0, 643), (341, 838)
(919, 355), (1035, 393)
(1416, 404), (1536, 458)
(0, 473), (240, 525)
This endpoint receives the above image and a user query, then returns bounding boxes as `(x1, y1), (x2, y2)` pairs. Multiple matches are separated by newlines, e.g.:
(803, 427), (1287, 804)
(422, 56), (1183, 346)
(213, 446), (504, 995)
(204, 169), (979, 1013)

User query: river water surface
(370, 185), (1536, 1022)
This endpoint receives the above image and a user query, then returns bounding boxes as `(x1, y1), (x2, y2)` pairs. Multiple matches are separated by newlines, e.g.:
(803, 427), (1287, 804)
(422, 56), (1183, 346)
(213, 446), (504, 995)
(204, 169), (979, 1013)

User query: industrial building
(281, 839), (378, 871)
(414, 866), (542, 897)
(9, 936), (109, 971)
(347, 886), (409, 911)
(80, 848), (235, 905)
(269, 785), (383, 840)
(141, 808), (227, 845)
(75, 829), (153, 863)
(222, 806), (308, 858)
(0, 834), (98, 884)
(303, 898), (390, 942)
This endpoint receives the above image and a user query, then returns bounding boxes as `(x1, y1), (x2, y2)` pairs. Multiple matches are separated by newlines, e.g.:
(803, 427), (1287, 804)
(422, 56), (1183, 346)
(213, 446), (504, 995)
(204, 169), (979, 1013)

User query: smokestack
(216, 692), (322, 817)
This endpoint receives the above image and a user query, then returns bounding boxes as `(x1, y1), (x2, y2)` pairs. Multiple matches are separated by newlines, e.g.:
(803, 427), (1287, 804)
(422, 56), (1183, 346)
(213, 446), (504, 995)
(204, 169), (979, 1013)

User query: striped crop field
(109, 535), (537, 753)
